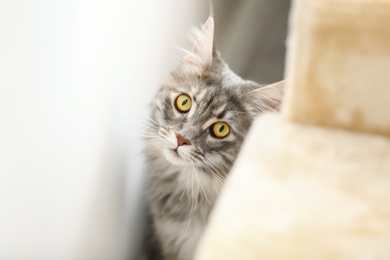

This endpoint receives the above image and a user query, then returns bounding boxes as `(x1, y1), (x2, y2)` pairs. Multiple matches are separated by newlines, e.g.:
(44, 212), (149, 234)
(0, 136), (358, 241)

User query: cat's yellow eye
(175, 94), (192, 113)
(212, 122), (230, 138)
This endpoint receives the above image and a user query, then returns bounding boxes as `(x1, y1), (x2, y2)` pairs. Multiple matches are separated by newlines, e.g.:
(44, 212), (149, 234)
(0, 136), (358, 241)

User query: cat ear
(244, 80), (286, 116)
(182, 17), (215, 70)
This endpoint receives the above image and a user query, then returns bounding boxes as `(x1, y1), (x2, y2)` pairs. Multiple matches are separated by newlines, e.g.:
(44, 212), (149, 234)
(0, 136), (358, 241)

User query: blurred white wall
(0, 1), (203, 259)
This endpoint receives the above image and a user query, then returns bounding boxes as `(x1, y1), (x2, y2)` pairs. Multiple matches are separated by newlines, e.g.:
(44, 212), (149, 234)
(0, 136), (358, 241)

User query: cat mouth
(170, 148), (181, 158)
(163, 147), (188, 166)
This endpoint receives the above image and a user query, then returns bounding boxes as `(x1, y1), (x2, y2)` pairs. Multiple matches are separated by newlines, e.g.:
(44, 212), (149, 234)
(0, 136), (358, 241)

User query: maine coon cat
(144, 17), (284, 260)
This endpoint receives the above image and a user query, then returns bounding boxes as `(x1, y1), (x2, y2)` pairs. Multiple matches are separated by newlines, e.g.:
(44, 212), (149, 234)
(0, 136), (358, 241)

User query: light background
(0, 1), (288, 259)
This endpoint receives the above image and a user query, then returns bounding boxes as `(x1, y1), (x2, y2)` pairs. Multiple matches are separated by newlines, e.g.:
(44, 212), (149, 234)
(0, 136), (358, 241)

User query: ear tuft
(245, 80), (286, 117)
(182, 17), (215, 70)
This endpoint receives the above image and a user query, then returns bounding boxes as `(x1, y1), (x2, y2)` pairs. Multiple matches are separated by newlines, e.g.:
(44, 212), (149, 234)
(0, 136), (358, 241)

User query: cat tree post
(195, 0), (390, 259)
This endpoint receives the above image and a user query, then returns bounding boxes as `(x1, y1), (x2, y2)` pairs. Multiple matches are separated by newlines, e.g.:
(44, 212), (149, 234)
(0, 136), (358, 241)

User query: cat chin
(163, 148), (188, 166)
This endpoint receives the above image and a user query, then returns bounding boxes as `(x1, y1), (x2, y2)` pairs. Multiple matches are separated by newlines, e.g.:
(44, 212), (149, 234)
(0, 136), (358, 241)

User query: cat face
(147, 17), (284, 177)
(151, 74), (251, 175)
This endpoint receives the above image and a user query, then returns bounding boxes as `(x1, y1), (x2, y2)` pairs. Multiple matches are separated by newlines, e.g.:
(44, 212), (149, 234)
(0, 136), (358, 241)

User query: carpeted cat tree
(195, 0), (390, 259)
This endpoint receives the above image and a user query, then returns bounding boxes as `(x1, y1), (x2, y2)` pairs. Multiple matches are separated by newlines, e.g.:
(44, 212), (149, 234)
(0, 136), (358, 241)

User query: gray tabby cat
(145, 17), (284, 260)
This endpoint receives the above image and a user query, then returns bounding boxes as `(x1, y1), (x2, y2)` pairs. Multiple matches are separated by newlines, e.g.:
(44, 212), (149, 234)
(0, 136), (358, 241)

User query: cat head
(148, 17), (284, 176)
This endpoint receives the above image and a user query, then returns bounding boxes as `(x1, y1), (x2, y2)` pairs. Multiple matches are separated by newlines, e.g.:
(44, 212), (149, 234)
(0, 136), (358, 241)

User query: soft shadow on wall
(213, 0), (290, 83)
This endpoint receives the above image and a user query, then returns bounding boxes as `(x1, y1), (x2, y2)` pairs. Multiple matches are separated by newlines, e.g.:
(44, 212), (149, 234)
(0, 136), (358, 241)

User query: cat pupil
(182, 99), (188, 106)
(219, 125), (224, 132)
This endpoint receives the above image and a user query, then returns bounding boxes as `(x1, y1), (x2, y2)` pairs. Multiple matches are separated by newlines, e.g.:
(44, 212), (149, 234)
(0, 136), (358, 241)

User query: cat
(144, 16), (284, 260)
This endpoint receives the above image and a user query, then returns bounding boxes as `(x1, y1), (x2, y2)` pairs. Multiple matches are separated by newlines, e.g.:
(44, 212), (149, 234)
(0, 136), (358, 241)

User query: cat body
(145, 17), (284, 260)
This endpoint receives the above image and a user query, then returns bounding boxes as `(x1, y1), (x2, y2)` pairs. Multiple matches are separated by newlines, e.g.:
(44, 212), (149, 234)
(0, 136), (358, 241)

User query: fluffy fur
(144, 17), (284, 260)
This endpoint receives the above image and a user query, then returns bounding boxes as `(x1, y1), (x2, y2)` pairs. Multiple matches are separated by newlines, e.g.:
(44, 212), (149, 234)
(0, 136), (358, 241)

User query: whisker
(140, 124), (158, 132)
(203, 156), (228, 175)
(202, 162), (225, 185)
(143, 135), (160, 140)
(202, 157), (227, 183)
(180, 166), (191, 201)
(191, 151), (226, 185)
(132, 125), (159, 135)
(142, 140), (160, 144)
(129, 132), (158, 137)
(130, 123), (158, 137)
(192, 163), (209, 204)
(134, 118), (158, 127)
(140, 113), (161, 127)
(202, 163), (225, 185)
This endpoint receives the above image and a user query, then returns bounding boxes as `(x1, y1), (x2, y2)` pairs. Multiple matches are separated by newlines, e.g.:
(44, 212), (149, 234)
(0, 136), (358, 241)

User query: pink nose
(176, 133), (191, 146)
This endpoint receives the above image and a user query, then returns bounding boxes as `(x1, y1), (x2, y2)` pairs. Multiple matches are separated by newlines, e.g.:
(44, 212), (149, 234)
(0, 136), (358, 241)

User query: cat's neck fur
(146, 147), (222, 259)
